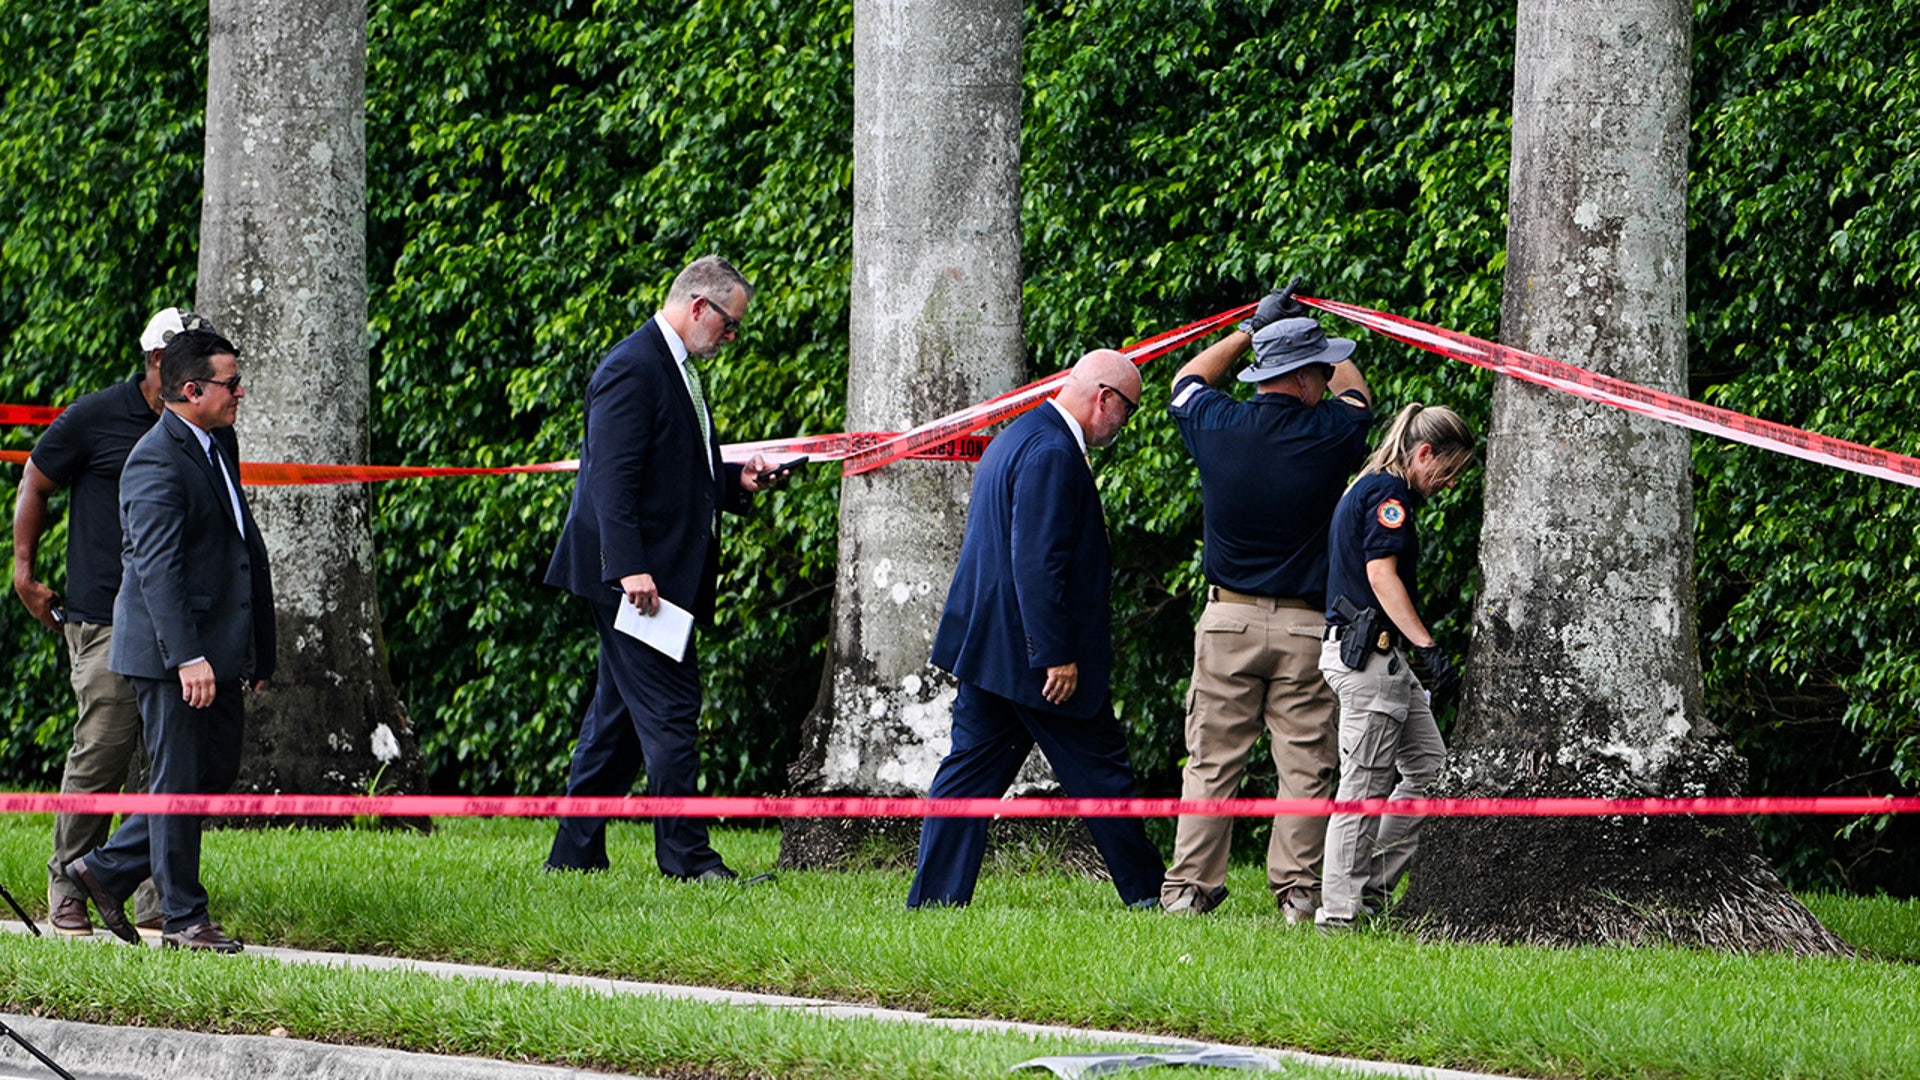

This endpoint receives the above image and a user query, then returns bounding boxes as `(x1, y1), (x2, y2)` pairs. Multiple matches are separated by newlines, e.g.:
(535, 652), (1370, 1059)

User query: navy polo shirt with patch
(1169, 374), (1373, 605)
(1325, 470), (1421, 624)
(27, 377), (160, 623)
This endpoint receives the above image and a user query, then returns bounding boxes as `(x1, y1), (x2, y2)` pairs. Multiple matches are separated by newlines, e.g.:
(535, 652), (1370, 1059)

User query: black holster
(1333, 595), (1383, 671)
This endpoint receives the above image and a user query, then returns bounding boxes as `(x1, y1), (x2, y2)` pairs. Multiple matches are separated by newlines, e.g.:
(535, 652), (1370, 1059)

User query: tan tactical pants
(1163, 592), (1338, 906)
(50, 621), (160, 922)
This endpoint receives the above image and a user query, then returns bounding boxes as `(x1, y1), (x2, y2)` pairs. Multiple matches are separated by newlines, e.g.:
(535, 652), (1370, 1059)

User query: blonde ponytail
(1362, 403), (1475, 479)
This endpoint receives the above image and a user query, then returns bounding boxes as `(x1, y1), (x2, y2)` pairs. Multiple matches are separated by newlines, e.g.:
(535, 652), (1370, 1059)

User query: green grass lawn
(3, 814), (1916, 1079)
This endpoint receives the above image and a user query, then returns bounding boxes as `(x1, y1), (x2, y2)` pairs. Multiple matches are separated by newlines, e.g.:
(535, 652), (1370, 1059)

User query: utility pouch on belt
(1332, 595), (1376, 671)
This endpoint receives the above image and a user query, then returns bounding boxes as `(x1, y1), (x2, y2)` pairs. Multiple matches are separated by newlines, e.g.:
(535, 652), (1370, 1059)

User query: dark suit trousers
(84, 676), (243, 931)
(546, 600), (724, 878)
(907, 681), (1165, 908)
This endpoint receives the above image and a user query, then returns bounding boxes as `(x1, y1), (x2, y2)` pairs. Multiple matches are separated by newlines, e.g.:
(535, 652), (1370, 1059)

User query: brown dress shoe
(49, 894), (93, 936)
(66, 857), (139, 944)
(162, 922), (244, 954)
(135, 914), (165, 938)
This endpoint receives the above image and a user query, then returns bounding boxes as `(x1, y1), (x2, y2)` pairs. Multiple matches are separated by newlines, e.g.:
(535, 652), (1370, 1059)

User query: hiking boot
(1277, 889), (1317, 926)
(1162, 883), (1229, 916)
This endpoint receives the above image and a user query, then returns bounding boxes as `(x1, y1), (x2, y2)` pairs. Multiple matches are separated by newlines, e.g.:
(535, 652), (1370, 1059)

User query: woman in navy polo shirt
(1316, 403), (1476, 931)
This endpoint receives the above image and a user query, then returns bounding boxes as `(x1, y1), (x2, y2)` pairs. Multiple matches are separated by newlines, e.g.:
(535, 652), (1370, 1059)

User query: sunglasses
(697, 295), (742, 336)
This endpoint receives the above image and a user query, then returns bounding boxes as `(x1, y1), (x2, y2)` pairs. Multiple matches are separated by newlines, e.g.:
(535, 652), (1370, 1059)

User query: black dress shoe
(66, 857), (138, 944)
(689, 866), (776, 886)
(162, 922), (243, 953)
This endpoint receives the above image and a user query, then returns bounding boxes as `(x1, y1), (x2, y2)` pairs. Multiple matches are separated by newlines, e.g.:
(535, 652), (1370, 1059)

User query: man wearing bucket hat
(1160, 283), (1373, 922)
(12, 307), (210, 936)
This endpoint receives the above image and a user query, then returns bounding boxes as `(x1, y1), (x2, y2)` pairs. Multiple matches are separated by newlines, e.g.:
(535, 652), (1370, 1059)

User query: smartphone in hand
(755, 455), (810, 488)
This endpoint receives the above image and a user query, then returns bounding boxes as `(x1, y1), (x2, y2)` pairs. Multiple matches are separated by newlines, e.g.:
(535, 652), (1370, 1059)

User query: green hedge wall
(2, 0), (1914, 892)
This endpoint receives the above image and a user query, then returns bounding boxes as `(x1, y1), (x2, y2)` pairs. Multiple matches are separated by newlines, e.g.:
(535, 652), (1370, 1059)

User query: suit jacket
(931, 403), (1113, 719)
(109, 410), (276, 683)
(546, 319), (747, 622)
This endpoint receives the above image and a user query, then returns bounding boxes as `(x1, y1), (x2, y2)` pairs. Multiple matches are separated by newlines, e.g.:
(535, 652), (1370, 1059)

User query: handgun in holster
(1332, 594), (1391, 671)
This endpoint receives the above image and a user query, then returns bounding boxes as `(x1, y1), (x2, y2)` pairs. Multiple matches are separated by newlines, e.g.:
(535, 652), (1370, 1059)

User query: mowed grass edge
(4, 814), (1917, 1079)
(0, 935), (1367, 1080)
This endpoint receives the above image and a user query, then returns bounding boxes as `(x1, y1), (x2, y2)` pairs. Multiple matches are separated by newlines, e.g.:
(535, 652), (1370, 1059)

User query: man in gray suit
(67, 328), (274, 954)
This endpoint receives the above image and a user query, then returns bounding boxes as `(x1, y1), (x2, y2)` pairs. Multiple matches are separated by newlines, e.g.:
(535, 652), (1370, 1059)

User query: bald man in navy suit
(908, 349), (1166, 909)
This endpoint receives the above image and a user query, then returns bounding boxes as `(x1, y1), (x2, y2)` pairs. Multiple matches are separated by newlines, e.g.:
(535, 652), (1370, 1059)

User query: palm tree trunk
(1399, 0), (1844, 954)
(198, 0), (427, 814)
(780, 0), (1028, 867)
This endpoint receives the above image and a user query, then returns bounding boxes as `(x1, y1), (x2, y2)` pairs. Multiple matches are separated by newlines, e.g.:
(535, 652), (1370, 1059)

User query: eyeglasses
(195, 373), (243, 395)
(1099, 382), (1140, 420)
(161, 311), (215, 346)
(696, 295), (742, 336)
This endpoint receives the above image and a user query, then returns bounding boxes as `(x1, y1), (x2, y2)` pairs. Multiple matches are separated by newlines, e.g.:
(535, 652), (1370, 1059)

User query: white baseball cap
(140, 307), (214, 352)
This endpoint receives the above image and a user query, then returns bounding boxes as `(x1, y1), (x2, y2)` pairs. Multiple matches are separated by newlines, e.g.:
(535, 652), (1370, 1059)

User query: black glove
(1237, 277), (1308, 336)
(1414, 644), (1461, 706)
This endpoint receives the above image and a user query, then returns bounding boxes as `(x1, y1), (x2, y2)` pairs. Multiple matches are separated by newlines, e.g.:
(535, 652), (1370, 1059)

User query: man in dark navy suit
(544, 255), (776, 880)
(68, 328), (275, 953)
(907, 349), (1166, 909)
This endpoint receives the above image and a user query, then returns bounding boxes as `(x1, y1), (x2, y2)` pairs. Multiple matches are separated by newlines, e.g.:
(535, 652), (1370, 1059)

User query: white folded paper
(613, 593), (694, 662)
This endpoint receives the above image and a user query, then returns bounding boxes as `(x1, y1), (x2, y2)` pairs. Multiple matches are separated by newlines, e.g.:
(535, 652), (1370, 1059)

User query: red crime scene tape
(1, 792), (1915, 819)
(11, 300), (1920, 486)
(10, 304), (1920, 822)
(0, 405), (62, 426)
(4, 307), (1251, 481)
(3, 437), (990, 485)
(836, 304), (1255, 476)
(1300, 296), (1920, 488)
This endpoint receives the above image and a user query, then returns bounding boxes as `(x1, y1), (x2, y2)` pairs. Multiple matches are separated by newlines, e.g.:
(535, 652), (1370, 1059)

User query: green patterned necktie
(684, 358), (711, 443)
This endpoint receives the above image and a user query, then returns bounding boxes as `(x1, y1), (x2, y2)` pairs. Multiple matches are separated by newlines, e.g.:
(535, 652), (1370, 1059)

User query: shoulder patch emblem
(1376, 499), (1407, 529)
(1171, 382), (1203, 410)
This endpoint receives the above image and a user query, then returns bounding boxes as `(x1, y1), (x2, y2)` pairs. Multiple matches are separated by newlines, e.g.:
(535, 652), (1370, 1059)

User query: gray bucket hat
(1239, 316), (1356, 383)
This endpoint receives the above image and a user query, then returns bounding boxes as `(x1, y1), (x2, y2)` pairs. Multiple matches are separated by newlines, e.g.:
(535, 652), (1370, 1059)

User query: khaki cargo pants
(1163, 592), (1338, 907)
(49, 621), (160, 922)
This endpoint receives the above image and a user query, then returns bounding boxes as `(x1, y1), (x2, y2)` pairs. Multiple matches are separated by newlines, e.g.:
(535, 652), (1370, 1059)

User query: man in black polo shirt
(11, 307), (208, 935)
(1160, 288), (1373, 922)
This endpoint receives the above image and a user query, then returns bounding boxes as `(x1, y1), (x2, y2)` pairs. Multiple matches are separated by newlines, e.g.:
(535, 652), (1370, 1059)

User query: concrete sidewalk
(1, 1012), (634, 1080)
(4, 919), (1514, 1080)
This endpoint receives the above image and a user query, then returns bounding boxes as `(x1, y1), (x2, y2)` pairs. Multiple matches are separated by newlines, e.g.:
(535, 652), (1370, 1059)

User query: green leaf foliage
(362, 0), (854, 795)
(1689, 0), (1920, 892)
(1, 0), (1913, 891)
